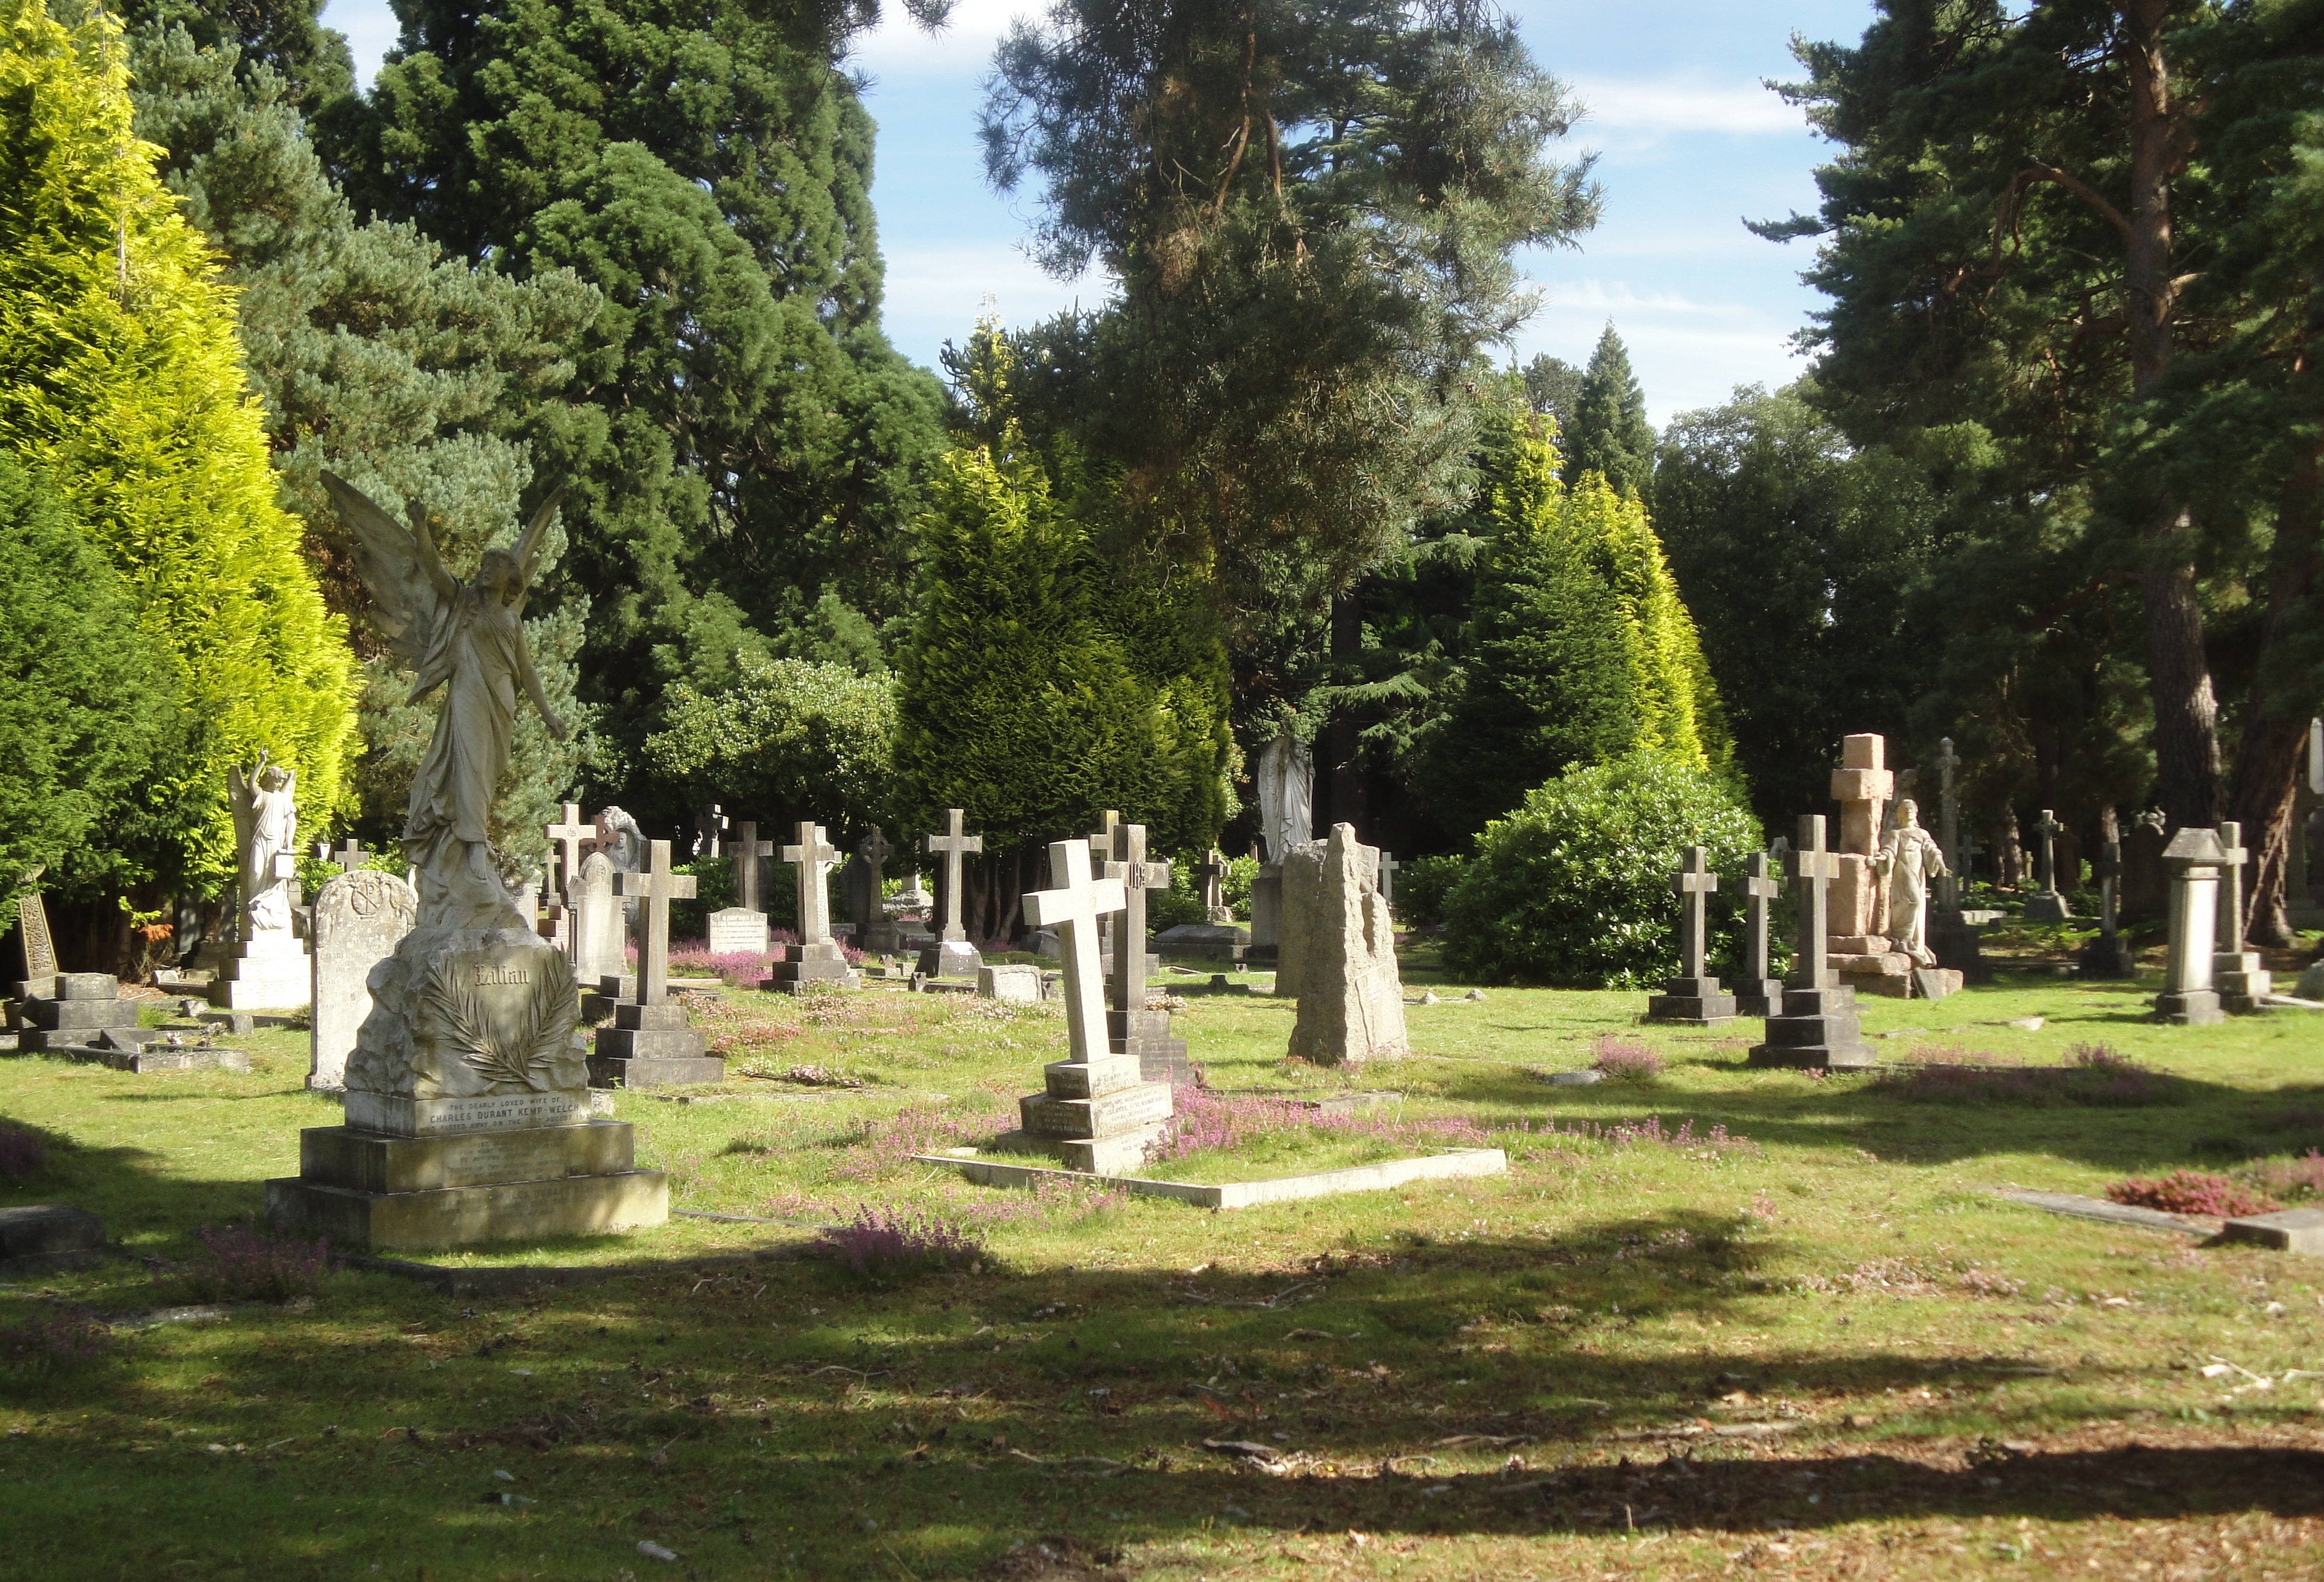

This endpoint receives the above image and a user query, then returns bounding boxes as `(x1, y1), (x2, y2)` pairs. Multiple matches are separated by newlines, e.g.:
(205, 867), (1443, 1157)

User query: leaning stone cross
(1103, 822), (1171, 1016)
(1023, 839), (1126, 1067)
(2215, 821), (2249, 955)
(925, 809), (984, 943)
(546, 803), (595, 902)
(616, 839), (695, 1006)
(1194, 849), (1226, 911)
(1786, 816), (1843, 988)
(15, 865), (56, 977)
(2031, 808), (2064, 895)
(782, 822), (842, 949)
(1672, 846), (1719, 980)
(731, 821), (774, 915)
(1743, 851), (1781, 984)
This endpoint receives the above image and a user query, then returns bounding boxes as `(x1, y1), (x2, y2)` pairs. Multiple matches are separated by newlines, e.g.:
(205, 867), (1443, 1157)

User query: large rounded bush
(1441, 752), (1761, 988)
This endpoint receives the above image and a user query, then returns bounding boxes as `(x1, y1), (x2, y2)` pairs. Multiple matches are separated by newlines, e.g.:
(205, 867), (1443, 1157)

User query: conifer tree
(1562, 323), (1656, 498)
(0, 0), (355, 893)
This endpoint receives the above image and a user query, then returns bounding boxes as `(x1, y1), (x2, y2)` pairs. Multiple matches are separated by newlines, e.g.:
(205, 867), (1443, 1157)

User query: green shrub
(1441, 751), (1760, 987)
(1393, 853), (1472, 929)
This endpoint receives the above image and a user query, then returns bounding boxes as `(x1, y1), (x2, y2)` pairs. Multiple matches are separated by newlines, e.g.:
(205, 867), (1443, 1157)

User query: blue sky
(320, 0), (1876, 426)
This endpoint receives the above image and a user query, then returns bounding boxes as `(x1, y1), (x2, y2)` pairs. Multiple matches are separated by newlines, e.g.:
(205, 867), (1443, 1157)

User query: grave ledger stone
(762, 822), (860, 991)
(1826, 734), (1913, 998)
(1733, 852), (1785, 1018)
(267, 473), (665, 1250)
(1008, 839), (1175, 1173)
(591, 840), (723, 1088)
(1750, 816), (1876, 1069)
(2153, 826), (2228, 1026)
(309, 869), (418, 1092)
(2210, 821), (2273, 1014)
(918, 809), (986, 982)
(1645, 847), (1737, 1025)
(1282, 824), (1408, 1065)
(707, 820), (773, 957)
(211, 752), (313, 1009)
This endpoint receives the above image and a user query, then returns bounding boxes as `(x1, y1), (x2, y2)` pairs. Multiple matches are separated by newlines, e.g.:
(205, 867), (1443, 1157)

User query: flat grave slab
(1994, 1187), (2206, 1237)
(916, 1146), (1508, 1210)
(2222, 1207), (2324, 1255)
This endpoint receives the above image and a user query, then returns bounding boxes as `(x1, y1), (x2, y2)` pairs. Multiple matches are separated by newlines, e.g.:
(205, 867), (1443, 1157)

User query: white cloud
(878, 244), (1112, 360)
(1568, 75), (1805, 138)
(848, 0), (1031, 77)
(1514, 277), (1808, 423)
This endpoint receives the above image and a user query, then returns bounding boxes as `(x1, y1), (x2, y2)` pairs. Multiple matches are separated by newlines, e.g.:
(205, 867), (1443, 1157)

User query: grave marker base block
(2152, 989), (2226, 1026)
(1747, 984), (1876, 1068)
(915, 940), (984, 981)
(1644, 976), (1736, 1026)
(1732, 978), (1785, 1018)
(760, 942), (860, 993)
(2221, 1207), (2324, 1255)
(591, 999), (721, 1088)
(2022, 893), (2072, 924)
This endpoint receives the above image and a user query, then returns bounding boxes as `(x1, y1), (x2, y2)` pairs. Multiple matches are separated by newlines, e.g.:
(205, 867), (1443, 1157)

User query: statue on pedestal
(228, 751), (299, 939)
(1875, 799), (1949, 968)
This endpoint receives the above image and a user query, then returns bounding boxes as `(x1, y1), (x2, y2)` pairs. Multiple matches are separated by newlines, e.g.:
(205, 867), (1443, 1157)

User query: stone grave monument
(1645, 847), (1737, 1025)
(1733, 851), (1784, 1017)
(2075, 809), (2137, 978)
(2023, 808), (2071, 922)
(570, 851), (624, 986)
(210, 751), (314, 1009)
(591, 840), (723, 1088)
(266, 473), (665, 1250)
(1826, 734), (1913, 998)
(309, 867), (418, 1092)
(2121, 811), (2169, 922)
(850, 827), (902, 957)
(1007, 838), (1174, 1172)
(543, 804), (596, 962)
(1878, 799), (1962, 1000)
(917, 808), (986, 984)
(14, 971), (141, 1054)
(2154, 825), (2228, 1026)
(707, 820), (773, 957)
(12, 866), (58, 982)
(1750, 816), (1876, 1069)
(762, 822), (860, 991)
(1197, 849), (1233, 924)
(1933, 737), (1962, 903)
(1098, 821), (1188, 1083)
(1284, 824), (1408, 1065)
(2211, 821), (2273, 1014)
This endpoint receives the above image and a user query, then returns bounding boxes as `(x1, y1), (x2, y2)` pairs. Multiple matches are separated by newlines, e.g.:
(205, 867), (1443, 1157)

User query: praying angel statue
(228, 750), (298, 938)
(322, 473), (569, 929)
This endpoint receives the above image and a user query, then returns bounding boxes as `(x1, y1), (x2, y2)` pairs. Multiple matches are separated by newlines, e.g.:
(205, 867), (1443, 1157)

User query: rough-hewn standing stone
(1285, 825), (1408, 1067)
(309, 870), (417, 1092)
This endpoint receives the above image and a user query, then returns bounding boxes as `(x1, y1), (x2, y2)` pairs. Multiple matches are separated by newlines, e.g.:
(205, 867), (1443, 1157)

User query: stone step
(587, 1054), (727, 1090)
(299, 1119), (636, 1193)
(265, 1169), (668, 1251)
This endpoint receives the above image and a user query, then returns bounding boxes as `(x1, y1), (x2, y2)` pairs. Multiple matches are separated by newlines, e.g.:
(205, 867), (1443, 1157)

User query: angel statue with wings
(322, 474), (570, 929)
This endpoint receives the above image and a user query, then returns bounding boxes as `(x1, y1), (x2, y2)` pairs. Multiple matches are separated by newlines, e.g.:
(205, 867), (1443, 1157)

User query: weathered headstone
(978, 963), (1042, 1002)
(1100, 822), (1187, 1084)
(919, 808), (986, 982)
(1645, 847), (1736, 1025)
(1734, 852), (1784, 1017)
(2023, 807), (2071, 922)
(707, 818), (772, 957)
(2211, 820), (2273, 1013)
(1285, 824), (1408, 1065)
(14, 866), (57, 979)
(1750, 816), (1875, 1068)
(2121, 811), (2169, 922)
(850, 828), (901, 956)
(1827, 734), (1911, 998)
(1248, 863), (1285, 965)
(1196, 849), (1232, 924)
(2076, 809), (2136, 978)
(570, 851), (623, 985)
(309, 869), (417, 1092)
(594, 841), (721, 1088)
(762, 822), (860, 991)
(1010, 839), (1172, 1173)
(2155, 826), (2228, 1025)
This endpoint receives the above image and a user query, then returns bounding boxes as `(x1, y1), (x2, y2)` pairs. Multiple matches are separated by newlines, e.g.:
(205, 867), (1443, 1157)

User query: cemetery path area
(4, 963), (2323, 1579)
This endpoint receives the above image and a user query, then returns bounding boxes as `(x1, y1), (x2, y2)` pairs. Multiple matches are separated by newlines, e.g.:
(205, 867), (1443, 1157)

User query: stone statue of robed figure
(319, 473), (588, 1133)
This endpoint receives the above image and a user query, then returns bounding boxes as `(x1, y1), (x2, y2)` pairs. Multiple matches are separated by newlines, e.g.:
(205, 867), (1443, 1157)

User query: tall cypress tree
(1562, 323), (1655, 498)
(0, 0), (355, 894)
(333, 0), (950, 766)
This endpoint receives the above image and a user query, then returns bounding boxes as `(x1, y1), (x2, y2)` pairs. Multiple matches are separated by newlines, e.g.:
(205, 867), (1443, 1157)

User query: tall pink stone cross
(1830, 733), (1893, 856)
(1023, 839), (1125, 1065)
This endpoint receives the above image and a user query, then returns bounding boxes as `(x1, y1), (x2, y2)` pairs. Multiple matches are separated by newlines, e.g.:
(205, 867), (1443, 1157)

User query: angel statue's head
(260, 765), (289, 792)
(477, 546), (525, 605)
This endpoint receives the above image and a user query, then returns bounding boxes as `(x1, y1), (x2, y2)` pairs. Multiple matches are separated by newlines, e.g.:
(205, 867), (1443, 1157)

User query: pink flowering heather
(170, 1225), (334, 1304)
(2249, 1149), (2324, 1203)
(1592, 1037), (1663, 1081)
(0, 1308), (114, 1375)
(1148, 1085), (1492, 1165)
(817, 1204), (985, 1280)
(828, 1103), (1021, 1182)
(2106, 1171), (2278, 1218)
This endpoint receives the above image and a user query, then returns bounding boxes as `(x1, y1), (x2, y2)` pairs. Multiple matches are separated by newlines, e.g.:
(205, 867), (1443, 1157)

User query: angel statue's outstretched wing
(506, 480), (567, 621)
(320, 472), (457, 677)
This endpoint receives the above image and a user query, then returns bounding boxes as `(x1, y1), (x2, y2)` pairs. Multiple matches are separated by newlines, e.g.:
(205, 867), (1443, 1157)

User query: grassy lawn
(3, 950), (2322, 1580)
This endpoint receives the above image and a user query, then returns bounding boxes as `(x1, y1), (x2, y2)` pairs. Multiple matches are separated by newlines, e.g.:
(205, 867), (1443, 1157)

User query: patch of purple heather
(169, 1225), (333, 1304)
(1149, 1085), (1492, 1164)
(1591, 1038), (1663, 1081)
(816, 1204), (984, 1278)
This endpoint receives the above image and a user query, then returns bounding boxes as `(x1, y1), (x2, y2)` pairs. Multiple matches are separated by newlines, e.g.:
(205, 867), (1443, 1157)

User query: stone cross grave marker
(2025, 808), (2070, 921)
(547, 804), (595, 902)
(697, 803), (728, 859)
(784, 823), (841, 948)
(1645, 846), (1735, 1025)
(615, 839), (695, 1006)
(1749, 816), (1874, 1068)
(1025, 839), (1127, 1071)
(2212, 820), (2271, 1011)
(1934, 737), (1961, 907)
(2075, 811), (2136, 979)
(927, 809), (983, 943)
(731, 821), (773, 915)
(2156, 826), (2229, 1025)
(15, 865), (57, 978)
(1195, 849), (1232, 923)
(1737, 851), (1783, 1015)
(854, 827), (899, 953)
(324, 838), (366, 874)
(1102, 823), (1171, 1016)
(1376, 851), (1400, 907)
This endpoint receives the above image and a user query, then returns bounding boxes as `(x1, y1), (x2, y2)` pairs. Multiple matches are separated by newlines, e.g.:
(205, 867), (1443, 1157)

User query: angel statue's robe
(406, 583), (529, 857)
(239, 780), (299, 933)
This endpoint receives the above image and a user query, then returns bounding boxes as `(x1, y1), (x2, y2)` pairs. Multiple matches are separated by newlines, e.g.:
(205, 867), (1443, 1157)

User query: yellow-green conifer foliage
(1571, 471), (1733, 775)
(0, 0), (354, 885)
